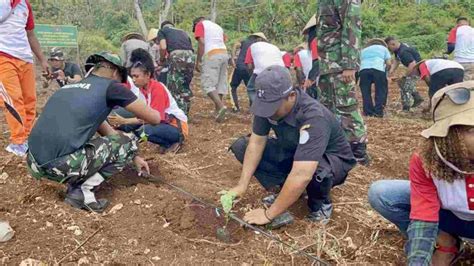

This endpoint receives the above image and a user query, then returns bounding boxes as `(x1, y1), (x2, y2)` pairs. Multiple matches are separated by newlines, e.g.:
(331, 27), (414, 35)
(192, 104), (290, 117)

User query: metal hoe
(141, 172), (329, 265)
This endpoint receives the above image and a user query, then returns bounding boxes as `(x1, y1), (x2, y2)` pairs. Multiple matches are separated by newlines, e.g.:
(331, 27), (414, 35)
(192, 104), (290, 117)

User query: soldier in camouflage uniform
(385, 36), (424, 111)
(26, 52), (161, 213)
(156, 21), (195, 115)
(315, 0), (370, 165)
(167, 51), (195, 114)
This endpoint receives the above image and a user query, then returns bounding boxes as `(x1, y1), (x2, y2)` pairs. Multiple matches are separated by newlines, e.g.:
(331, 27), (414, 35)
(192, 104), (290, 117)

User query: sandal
(435, 238), (465, 266)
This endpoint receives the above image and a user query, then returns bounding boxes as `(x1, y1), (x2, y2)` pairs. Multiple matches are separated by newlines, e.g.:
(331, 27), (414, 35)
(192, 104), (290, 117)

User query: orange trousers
(0, 55), (36, 144)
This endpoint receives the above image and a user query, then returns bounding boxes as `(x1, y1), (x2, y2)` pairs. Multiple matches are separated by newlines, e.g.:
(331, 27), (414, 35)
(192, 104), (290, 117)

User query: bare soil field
(1, 74), (473, 265)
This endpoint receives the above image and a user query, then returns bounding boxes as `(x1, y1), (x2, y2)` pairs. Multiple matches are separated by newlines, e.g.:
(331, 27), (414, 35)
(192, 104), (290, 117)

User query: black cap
(250, 65), (293, 118)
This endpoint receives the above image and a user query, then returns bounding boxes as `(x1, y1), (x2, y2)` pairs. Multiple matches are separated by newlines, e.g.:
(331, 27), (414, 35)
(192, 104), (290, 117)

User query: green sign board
(34, 24), (78, 48)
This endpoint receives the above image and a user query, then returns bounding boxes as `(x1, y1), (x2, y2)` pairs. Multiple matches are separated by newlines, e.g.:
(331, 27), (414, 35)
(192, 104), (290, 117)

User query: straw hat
(250, 32), (267, 41)
(147, 28), (159, 42)
(302, 15), (317, 34)
(366, 38), (388, 48)
(122, 32), (145, 42)
(421, 81), (474, 138)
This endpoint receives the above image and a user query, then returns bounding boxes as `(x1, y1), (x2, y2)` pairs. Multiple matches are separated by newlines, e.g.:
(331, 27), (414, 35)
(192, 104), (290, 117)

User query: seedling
(139, 128), (148, 143)
(216, 190), (237, 242)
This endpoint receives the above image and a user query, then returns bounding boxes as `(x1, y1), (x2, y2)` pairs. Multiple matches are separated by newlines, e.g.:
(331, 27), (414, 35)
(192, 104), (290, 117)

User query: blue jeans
(368, 179), (474, 239)
(368, 180), (411, 235)
(118, 123), (180, 148)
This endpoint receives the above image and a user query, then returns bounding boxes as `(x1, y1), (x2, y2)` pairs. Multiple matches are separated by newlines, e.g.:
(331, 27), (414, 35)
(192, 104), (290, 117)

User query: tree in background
(30, 0), (474, 61)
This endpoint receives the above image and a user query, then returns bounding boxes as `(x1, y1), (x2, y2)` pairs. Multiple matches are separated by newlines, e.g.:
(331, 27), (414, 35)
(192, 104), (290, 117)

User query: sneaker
(262, 194), (277, 206)
(165, 142), (182, 154)
(215, 107), (227, 123)
(266, 211), (294, 230)
(306, 203), (333, 224)
(5, 143), (28, 157)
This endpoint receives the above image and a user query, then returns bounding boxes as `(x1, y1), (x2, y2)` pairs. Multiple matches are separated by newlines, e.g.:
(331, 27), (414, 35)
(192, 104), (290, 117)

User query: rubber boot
(351, 142), (371, 166)
(412, 91), (424, 108)
(64, 185), (109, 213)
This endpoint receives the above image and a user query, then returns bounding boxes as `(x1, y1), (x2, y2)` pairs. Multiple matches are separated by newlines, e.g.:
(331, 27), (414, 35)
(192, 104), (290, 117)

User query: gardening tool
(0, 82), (23, 125)
(140, 172), (329, 265)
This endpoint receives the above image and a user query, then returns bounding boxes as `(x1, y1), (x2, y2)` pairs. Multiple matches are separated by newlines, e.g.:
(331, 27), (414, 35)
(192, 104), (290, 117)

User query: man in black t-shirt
(27, 52), (161, 213)
(43, 48), (82, 87)
(385, 37), (424, 111)
(229, 34), (259, 112)
(228, 66), (356, 227)
(156, 21), (195, 115)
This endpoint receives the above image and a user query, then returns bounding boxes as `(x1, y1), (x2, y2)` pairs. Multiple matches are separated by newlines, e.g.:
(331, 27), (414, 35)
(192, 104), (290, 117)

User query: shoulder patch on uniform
(301, 124), (311, 130)
(299, 124), (311, 144)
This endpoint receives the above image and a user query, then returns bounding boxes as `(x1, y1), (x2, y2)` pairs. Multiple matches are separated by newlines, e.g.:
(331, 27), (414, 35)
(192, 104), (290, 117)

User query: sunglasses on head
(433, 87), (472, 121)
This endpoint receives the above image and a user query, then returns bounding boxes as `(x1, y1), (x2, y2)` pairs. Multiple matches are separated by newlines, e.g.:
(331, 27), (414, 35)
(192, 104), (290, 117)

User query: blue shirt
(360, 45), (391, 72)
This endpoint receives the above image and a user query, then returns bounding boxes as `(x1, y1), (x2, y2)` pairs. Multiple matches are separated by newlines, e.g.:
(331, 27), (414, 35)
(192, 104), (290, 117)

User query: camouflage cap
(85, 52), (128, 83)
(421, 81), (474, 138)
(49, 47), (64, 60)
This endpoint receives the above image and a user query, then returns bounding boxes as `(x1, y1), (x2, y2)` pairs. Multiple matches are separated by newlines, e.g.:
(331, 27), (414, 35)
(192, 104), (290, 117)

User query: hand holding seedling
(228, 184), (247, 198)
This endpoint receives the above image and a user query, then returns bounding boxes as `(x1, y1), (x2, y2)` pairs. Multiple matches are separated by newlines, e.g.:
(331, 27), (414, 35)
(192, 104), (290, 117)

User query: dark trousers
(230, 66), (251, 110)
(359, 69), (388, 117)
(246, 73), (258, 107)
(230, 136), (337, 212)
(118, 123), (180, 148)
(429, 68), (464, 98)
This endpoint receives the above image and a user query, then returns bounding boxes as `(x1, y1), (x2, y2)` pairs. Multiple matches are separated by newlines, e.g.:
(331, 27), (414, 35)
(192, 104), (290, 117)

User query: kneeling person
(27, 52), (161, 213)
(229, 66), (356, 226)
(109, 49), (188, 153)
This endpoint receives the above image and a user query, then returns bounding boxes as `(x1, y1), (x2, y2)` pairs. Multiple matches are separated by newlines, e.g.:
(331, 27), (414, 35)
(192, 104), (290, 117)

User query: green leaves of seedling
(218, 190), (237, 215)
(139, 131), (148, 143)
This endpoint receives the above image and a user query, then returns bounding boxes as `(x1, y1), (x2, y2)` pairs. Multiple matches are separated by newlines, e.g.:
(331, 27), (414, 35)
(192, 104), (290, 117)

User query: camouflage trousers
(27, 133), (139, 185)
(460, 62), (474, 81)
(397, 76), (418, 110)
(319, 73), (367, 143)
(167, 50), (195, 115)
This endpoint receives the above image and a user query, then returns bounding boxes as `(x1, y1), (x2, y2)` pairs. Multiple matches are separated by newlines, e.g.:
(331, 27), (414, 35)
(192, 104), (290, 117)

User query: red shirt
(418, 62), (429, 80)
(140, 79), (170, 122)
(282, 52), (292, 68)
(409, 153), (441, 222)
(447, 26), (459, 44)
(294, 53), (302, 68)
(310, 38), (319, 60)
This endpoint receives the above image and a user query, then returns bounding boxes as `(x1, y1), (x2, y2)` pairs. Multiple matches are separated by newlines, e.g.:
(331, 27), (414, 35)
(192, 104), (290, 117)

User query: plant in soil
(217, 190), (237, 242)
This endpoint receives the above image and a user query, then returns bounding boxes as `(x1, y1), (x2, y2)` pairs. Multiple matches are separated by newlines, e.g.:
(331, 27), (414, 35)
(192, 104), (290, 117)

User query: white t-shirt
(420, 59), (464, 79)
(295, 49), (313, 79)
(194, 20), (226, 55)
(0, 0), (34, 63)
(449, 25), (474, 63)
(127, 77), (187, 123)
(244, 42), (284, 75)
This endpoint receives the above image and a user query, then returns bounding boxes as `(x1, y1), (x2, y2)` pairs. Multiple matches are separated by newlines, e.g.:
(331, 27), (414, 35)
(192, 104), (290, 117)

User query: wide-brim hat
(250, 32), (267, 41)
(302, 15), (317, 35)
(366, 38), (388, 48)
(421, 81), (474, 138)
(122, 32), (145, 42)
(147, 28), (159, 42)
(85, 52), (128, 83)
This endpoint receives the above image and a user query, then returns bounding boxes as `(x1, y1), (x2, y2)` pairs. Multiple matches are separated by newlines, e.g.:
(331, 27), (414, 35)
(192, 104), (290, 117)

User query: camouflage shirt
(316, 0), (362, 75)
